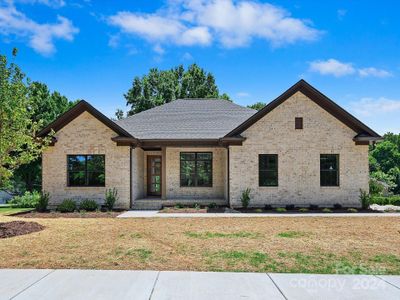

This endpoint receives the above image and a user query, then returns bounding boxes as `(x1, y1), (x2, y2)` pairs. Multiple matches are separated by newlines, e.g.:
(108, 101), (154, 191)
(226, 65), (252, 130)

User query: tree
(12, 81), (76, 192)
(125, 64), (229, 115)
(247, 102), (266, 111)
(115, 109), (124, 120)
(0, 50), (51, 188)
(369, 133), (400, 194)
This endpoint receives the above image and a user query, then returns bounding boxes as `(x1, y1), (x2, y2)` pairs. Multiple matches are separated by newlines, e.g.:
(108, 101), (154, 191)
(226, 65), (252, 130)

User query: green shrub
(254, 208), (262, 213)
(322, 208), (332, 213)
(36, 191), (50, 212)
(276, 207), (287, 213)
(208, 202), (217, 209)
(369, 195), (400, 206)
(57, 199), (77, 213)
(9, 191), (40, 208)
(105, 188), (118, 210)
(79, 199), (98, 211)
(174, 203), (184, 209)
(240, 188), (251, 208)
(193, 203), (201, 210)
(359, 189), (371, 209)
(299, 208), (309, 212)
(347, 208), (358, 213)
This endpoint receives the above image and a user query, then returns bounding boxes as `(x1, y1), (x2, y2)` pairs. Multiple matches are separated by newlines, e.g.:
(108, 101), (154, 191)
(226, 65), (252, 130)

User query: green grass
(204, 250), (400, 274)
(276, 231), (309, 238)
(185, 231), (262, 239)
(0, 206), (33, 216)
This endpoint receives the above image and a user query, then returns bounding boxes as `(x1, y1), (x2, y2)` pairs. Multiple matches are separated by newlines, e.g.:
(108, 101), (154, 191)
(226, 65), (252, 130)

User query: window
(259, 154), (278, 186)
(295, 117), (303, 129)
(67, 155), (105, 187)
(180, 152), (212, 187)
(320, 154), (339, 186)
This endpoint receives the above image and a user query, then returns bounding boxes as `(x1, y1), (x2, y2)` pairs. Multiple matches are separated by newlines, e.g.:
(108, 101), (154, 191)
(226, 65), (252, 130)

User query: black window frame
(259, 154), (278, 187)
(67, 154), (105, 187)
(320, 154), (339, 187)
(180, 152), (213, 187)
(295, 117), (303, 129)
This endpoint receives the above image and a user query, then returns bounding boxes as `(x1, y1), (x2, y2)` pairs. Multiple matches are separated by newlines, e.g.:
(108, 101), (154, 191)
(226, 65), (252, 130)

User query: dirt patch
(0, 221), (44, 238)
(19, 211), (121, 218)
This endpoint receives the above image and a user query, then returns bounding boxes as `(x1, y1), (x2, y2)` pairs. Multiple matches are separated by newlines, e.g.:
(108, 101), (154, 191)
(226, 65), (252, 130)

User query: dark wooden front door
(147, 156), (162, 196)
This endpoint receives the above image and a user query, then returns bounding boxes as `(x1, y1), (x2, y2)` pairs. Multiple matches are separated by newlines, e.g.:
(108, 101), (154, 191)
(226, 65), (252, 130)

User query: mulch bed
(0, 221), (44, 239)
(160, 208), (207, 213)
(19, 211), (121, 218)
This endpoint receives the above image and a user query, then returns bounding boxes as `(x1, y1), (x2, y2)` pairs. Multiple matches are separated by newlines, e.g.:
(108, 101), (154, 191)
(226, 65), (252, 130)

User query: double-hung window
(320, 154), (339, 186)
(259, 154), (278, 186)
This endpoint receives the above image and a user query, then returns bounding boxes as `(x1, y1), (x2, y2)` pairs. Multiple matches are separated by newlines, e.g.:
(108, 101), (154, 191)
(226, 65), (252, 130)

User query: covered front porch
(130, 144), (230, 209)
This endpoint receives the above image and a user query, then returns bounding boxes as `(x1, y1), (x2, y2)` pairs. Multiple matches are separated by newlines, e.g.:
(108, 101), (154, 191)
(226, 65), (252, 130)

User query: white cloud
(337, 9), (347, 20)
(0, 2), (78, 55)
(349, 97), (400, 117)
(153, 44), (165, 55)
(309, 59), (355, 77)
(237, 92), (250, 98)
(14, 0), (66, 8)
(358, 67), (392, 78)
(181, 52), (193, 61)
(108, 0), (321, 52)
(309, 58), (392, 78)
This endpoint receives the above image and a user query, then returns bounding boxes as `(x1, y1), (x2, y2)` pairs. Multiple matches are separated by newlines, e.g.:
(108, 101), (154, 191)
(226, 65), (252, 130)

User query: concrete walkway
(1, 269), (399, 299)
(117, 210), (400, 218)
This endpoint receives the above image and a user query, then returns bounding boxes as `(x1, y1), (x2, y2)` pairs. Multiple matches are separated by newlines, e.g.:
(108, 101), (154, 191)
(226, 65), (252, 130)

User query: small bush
(359, 189), (371, 209)
(309, 204), (319, 210)
(208, 202), (217, 209)
(347, 208), (358, 213)
(276, 207), (287, 213)
(240, 188), (251, 208)
(322, 208), (332, 213)
(174, 203), (184, 209)
(299, 208), (309, 212)
(264, 204), (273, 210)
(80, 199), (98, 211)
(36, 191), (50, 212)
(370, 195), (400, 206)
(9, 191), (41, 208)
(333, 203), (342, 209)
(58, 199), (77, 213)
(105, 188), (118, 210)
(193, 203), (201, 210)
(285, 204), (295, 210)
(254, 208), (262, 213)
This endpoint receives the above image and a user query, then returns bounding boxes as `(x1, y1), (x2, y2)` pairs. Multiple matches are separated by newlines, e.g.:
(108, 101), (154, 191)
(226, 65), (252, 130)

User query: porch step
(132, 200), (163, 210)
(132, 198), (228, 210)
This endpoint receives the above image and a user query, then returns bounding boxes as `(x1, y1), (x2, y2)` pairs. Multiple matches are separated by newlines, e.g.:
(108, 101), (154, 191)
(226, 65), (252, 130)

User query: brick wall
(42, 111), (131, 209)
(229, 91), (369, 208)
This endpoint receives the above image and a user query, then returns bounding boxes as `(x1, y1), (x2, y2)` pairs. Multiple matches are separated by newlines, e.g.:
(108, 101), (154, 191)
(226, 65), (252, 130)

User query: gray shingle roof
(116, 99), (257, 139)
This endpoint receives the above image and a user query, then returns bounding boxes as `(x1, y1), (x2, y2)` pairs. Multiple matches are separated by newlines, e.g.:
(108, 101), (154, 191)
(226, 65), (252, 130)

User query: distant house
(37, 80), (381, 209)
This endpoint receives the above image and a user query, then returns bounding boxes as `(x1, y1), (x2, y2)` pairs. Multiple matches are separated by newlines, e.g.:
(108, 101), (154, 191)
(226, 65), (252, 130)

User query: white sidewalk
(1, 269), (399, 300)
(117, 210), (400, 218)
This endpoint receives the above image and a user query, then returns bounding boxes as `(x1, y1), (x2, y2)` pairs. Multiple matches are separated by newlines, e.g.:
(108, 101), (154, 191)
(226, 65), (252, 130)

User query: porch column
(161, 146), (167, 199)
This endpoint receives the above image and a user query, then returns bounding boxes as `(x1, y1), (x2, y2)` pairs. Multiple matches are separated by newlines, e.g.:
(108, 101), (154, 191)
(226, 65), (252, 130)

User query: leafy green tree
(370, 133), (400, 194)
(0, 50), (51, 188)
(12, 81), (76, 192)
(247, 102), (266, 111)
(125, 64), (229, 115)
(115, 109), (124, 120)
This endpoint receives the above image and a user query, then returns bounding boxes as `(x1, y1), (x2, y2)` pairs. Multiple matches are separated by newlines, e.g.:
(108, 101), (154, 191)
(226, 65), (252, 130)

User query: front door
(147, 156), (162, 196)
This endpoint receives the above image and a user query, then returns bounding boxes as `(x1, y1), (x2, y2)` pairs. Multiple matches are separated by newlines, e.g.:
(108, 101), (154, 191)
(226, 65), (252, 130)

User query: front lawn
(0, 205), (34, 216)
(0, 215), (399, 274)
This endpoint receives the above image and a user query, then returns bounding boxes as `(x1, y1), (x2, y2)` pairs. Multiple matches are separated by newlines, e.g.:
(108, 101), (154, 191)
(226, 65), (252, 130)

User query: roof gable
(225, 79), (381, 139)
(37, 100), (134, 138)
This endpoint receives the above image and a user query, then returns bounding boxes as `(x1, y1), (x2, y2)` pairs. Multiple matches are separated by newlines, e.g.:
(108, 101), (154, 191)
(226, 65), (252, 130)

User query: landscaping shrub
(347, 208), (358, 213)
(36, 191), (50, 212)
(322, 208), (332, 213)
(208, 202), (217, 209)
(276, 207), (287, 213)
(57, 199), (77, 213)
(9, 191), (40, 208)
(369, 195), (400, 206)
(285, 204), (295, 210)
(193, 203), (201, 210)
(240, 188), (251, 208)
(79, 199), (98, 211)
(299, 208), (309, 212)
(174, 203), (184, 209)
(264, 204), (272, 210)
(359, 189), (371, 209)
(105, 188), (118, 210)
(333, 203), (342, 209)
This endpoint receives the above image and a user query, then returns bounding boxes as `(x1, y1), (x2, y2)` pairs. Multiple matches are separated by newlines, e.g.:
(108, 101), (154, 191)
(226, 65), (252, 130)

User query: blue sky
(1, 0), (399, 134)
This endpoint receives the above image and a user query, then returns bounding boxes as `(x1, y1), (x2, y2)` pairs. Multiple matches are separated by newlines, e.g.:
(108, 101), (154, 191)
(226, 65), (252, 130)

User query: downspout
(227, 146), (230, 208)
(129, 147), (133, 209)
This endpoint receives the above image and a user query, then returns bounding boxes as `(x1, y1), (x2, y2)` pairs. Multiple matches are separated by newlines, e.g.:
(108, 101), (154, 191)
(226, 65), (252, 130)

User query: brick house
(38, 80), (381, 209)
